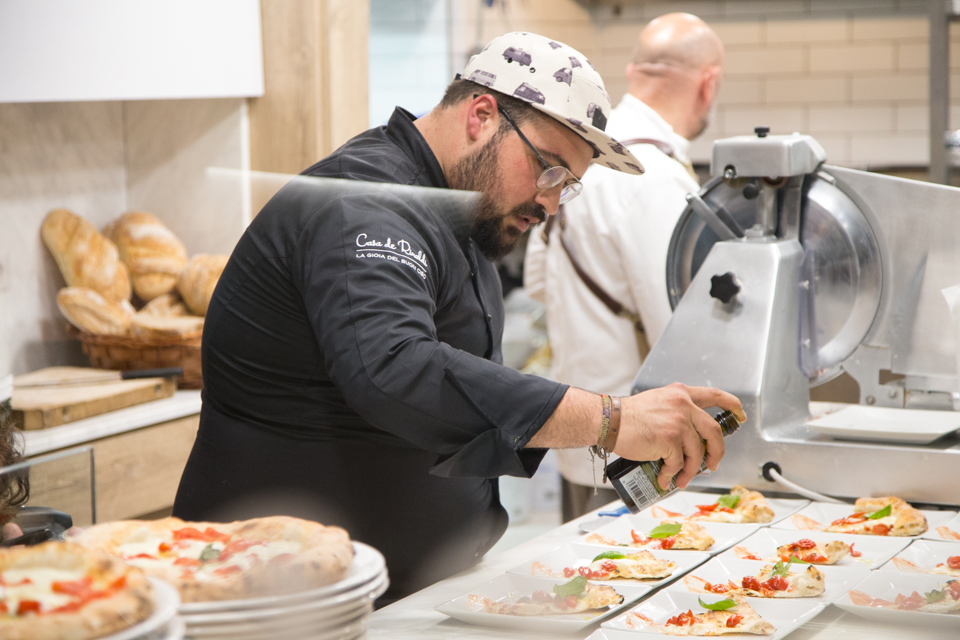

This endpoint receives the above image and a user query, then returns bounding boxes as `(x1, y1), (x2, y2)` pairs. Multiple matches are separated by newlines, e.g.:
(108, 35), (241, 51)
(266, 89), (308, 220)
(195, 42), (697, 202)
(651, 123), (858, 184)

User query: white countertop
(22, 390), (202, 456)
(368, 503), (959, 640)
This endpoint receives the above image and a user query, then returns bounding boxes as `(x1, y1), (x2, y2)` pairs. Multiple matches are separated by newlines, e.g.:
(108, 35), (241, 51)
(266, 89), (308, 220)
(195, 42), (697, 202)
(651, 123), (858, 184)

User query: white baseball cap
(461, 32), (644, 175)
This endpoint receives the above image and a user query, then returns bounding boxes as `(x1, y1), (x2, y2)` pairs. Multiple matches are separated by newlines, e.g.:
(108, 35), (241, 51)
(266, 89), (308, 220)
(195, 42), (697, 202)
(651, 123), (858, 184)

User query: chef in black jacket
(173, 32), (743, 603)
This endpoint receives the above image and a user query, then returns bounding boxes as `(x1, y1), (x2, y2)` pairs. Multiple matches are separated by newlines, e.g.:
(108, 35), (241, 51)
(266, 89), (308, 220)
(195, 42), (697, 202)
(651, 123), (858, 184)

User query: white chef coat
(524, 93), (700, 487)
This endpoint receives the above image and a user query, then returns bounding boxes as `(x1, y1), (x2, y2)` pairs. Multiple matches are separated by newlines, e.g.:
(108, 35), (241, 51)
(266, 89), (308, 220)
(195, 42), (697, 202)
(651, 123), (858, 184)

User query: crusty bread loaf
(131, 314), (204, 339)
(138, 292), (190, 318)
(42, 209), (132, 303)
(109, 212), (188, 301)
(56, 287), (135, 336)
(178, 254), (228, 316)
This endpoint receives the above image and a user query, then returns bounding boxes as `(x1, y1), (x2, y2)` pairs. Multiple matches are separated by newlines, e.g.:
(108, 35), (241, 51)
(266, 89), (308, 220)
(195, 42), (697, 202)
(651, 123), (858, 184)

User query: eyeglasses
(497, 105), (583, 205)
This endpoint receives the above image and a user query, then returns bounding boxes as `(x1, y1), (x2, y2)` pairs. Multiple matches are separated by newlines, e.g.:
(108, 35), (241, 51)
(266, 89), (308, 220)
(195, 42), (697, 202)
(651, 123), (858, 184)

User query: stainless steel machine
(633, 128), (960, 506)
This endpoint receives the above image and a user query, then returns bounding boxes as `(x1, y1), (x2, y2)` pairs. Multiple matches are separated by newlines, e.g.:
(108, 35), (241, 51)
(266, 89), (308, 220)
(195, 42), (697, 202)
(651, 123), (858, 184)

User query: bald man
(525, 14), (725, 520)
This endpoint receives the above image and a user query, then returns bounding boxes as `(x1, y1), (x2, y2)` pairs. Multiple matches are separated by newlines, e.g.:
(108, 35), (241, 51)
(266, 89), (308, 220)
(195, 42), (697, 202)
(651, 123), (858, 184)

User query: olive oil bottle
(606, 410), (741, 513)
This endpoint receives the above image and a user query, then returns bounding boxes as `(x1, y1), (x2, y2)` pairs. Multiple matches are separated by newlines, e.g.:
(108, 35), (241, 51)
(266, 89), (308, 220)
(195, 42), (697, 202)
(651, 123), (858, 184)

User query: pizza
(0, 541), (154, 640)
(531, 549), (677, 581)
(824, 497), (927, 536)
(624, 599), (775, 635)
(586, 521), (714, 551)
(683, 561), (825, 598)
(849, 579), (960, 614)
(775, 538), (850, 564)
(467, 576), (623, 616)
(686, 486), (774, 524)
(74, 516), (353, 602)
(891, 555), (960, 577)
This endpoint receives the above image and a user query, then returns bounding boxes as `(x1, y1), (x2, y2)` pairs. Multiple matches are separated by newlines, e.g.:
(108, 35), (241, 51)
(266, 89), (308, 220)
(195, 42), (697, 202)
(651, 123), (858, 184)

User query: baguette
(109, 212), (188, 301)
(178, 254), (228, 316)
(56, 287), (135, 336)
(138, 292), (190, 318)
(42, 209), (131, 303)
(130, 314), (204, 339)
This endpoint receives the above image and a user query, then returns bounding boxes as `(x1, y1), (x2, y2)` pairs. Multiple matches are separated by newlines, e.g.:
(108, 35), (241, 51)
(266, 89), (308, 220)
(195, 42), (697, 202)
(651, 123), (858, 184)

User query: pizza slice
(684, 560), (825, 598)
(75, 516), (353, 602)
(776, 538), (850, 564)
(532, 549), (677, 581)
(624, 599), (775, 635)
(825, 497), (927, 537)
(849, 579), (960, 613)
(586, 521), (714, 551)
(0, 541), (154, 640)
(688, 486), (774, 524)
(468, 576), (623, 616)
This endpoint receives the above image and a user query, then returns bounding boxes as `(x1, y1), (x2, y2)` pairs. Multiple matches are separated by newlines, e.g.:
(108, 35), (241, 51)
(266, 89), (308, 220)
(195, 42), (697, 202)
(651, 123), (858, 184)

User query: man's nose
(535, 188), (561, 217)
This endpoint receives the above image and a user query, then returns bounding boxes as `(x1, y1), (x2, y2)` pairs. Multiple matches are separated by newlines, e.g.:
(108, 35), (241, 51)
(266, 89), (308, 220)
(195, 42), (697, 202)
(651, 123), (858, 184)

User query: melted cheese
(1, 567), (87, 614)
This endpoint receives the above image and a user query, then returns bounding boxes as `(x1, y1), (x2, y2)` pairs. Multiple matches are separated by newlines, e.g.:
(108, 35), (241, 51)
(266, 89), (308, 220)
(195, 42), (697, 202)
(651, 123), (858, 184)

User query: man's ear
(466, 94), (499, 142)
(700, 66), (722, 108)
(625, 62), (636, 79)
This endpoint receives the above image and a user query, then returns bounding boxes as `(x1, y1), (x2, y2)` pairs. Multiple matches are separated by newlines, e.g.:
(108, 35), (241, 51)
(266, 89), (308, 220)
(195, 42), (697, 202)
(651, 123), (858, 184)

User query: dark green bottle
(606, 410), (741, 514)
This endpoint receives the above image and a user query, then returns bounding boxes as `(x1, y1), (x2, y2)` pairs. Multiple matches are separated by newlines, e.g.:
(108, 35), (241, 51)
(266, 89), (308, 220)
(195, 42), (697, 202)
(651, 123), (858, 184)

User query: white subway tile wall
(365, 0), (960, 170)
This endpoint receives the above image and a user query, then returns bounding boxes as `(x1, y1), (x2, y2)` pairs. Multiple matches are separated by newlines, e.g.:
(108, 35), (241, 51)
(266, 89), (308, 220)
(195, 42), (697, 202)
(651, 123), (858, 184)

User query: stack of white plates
(178, 542), (388, 640)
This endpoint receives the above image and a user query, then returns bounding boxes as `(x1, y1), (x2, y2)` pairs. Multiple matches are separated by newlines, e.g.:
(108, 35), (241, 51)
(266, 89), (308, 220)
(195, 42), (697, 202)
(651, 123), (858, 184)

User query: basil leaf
(771, 560), (791, 577)
(199, 544), (221, 563)
(591, 551), (626, 563)
(698, 596), (738, 611)
(716, 494), (741, 509)
(553, 575), (587, 597)
(649, 523), (683, 539)
(788, 555), (809, 564)
(925, 588), (946, 603)
(866, 504), (892, 520)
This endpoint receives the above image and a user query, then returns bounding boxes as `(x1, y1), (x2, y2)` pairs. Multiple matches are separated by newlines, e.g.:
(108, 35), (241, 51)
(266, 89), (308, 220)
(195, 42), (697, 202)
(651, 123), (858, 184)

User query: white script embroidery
(355, 233), (428, 280)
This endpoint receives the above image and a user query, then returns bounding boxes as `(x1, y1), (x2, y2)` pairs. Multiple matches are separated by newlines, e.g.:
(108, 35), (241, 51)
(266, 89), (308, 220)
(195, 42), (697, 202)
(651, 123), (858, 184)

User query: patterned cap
(461, 32), (644, 175)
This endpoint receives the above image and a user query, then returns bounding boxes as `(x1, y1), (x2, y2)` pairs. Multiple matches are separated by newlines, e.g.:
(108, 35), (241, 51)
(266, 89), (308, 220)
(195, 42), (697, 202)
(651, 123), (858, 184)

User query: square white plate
(922, 512), (960, 542)
(634, 490), (810, 526)
(772, 501), (957, 537)
(718, 527), (910, 569)
(881, 539), (960, 576)
(506, 543), (710, 589)
(833, 570), (960, 630)
(600, 590), (826, 639)
(664, 555), (870, 603)
(434, 573), (651, 634)
(585, 515), (759, 555)
(806, 405), (960, 444)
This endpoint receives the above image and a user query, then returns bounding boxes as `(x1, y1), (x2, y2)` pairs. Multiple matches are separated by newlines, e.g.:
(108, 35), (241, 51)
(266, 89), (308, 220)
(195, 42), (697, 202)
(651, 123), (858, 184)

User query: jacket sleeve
(295, 194), (567, 479)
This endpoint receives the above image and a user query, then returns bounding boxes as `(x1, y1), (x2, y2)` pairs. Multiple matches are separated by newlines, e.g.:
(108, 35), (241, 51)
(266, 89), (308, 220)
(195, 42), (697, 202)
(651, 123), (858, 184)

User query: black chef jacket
(173, 108), (569, 603)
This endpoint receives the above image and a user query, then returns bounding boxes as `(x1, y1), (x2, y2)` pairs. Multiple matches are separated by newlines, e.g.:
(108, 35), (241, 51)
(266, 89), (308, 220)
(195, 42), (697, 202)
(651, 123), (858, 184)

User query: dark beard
(448, 136), (546, 260)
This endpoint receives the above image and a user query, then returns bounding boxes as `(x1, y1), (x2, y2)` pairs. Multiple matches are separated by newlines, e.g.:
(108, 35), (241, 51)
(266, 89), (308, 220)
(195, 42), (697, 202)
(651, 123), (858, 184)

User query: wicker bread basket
(67, 325), (203, 389)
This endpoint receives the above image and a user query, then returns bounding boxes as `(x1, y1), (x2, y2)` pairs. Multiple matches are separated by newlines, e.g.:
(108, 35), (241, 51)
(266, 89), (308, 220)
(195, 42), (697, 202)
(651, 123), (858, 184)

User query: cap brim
(531, 103), (645, 175)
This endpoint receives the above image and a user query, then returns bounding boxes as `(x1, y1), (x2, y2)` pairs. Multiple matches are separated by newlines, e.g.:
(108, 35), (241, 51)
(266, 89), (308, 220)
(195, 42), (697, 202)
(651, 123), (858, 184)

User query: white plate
(922, 512), (960, 542)
(833, 571), (960, 630)
(184, 614), (368, 640)
(435, 573), (651, 634)
(185, 599), (371, 634)
(181, 569), (387, 625)
(102, 578), (181, 640)
(719, 527), (910, 569)
(160, 618), (186, 640)
(772, 502), (957, 537)
(586, 515), (759, 555)
(579, 516), (620, 534)
(806, 405), (960, 444)
(634, 490), (810, 526)
(506, 543), (710, 588)
(600, 590), (826, 639)
(664, 554), (869, 603)
(881, 539), (960, 576)
(179, 541), (385, 614)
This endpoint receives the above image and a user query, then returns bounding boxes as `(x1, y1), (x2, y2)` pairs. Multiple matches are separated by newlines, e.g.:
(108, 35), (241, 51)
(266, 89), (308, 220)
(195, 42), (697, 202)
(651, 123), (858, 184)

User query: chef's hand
(1, 522), (24, 543)
(613, 383), (745, 491)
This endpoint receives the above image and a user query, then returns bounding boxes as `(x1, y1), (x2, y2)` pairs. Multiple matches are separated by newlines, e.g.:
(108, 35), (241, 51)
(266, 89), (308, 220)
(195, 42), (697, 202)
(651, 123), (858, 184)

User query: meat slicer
(633, 127), (960, 506)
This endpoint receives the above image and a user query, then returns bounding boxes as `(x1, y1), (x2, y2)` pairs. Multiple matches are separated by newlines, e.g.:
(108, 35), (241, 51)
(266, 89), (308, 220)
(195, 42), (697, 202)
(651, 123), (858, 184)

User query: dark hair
(439, 78), (551, 131)
(0, 403), (29, 526)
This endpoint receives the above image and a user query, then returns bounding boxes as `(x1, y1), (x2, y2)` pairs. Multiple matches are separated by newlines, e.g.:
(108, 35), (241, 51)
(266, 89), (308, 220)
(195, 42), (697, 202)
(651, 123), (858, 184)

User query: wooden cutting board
(11, 367), (176, 430)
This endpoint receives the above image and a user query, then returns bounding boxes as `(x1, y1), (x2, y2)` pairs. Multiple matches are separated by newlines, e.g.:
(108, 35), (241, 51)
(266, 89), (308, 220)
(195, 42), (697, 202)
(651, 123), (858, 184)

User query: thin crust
(689, 486), (774, 524)
(74, 516), (353, 602)
(0, 541), (153, 640)
(825, 497), (927, 537)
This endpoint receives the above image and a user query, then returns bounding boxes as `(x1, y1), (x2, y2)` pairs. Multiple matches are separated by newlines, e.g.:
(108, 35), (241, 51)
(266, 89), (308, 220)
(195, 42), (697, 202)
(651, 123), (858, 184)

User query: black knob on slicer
(710, 272), (741, 304)
(755, 126), (770, 138)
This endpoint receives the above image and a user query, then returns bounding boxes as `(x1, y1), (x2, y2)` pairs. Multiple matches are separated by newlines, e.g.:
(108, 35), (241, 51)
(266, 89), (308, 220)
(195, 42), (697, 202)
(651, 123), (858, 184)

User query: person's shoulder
(303, 127), (422, 185)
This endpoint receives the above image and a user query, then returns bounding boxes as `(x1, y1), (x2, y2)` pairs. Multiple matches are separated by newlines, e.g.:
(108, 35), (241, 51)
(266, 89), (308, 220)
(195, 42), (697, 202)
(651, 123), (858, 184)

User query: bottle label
(617, 460), (673, 512)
